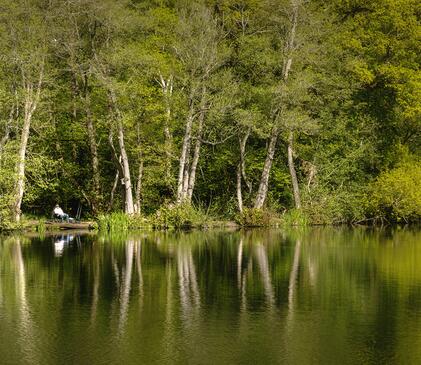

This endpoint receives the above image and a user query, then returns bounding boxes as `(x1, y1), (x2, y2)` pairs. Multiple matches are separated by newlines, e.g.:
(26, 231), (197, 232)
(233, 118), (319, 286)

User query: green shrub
(302, 185), (366, 225)
(368, 162), (421, 222)
(282, 209), (309, 226)
(152, 203), (207, 229)
(236, 207), (272, 227)
(36, 219), (46, 235)
(97, 212), (130, 232)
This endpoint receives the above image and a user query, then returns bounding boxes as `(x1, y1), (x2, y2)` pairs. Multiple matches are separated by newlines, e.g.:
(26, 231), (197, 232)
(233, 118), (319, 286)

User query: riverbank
(1, 205), (419, 234)
(3, 215), (242, 234)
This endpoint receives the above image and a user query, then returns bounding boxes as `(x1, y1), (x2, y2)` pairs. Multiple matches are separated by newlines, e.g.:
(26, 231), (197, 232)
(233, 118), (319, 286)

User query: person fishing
(53, 204), (69, 222)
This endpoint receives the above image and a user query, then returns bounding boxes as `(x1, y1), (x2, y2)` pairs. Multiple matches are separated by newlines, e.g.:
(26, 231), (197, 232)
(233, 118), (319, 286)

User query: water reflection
(54, 234), (74, 256)
(0, 227), (421, 364)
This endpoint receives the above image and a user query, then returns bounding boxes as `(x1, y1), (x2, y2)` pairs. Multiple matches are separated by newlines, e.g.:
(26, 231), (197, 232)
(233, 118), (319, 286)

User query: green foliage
(152, 203), (207, 229)
(368, 162), (421, 222)
(281, 209), (309, 227)
(0, 0), (419, 228)
(0, 146), (16, 230)
(98, 212), (131, 232)
(236, 208), (273, 227)
(302, 185), (366, 225)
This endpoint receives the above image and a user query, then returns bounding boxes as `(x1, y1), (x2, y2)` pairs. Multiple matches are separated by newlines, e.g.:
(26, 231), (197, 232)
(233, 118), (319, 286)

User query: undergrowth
(152, 203), (208, 229)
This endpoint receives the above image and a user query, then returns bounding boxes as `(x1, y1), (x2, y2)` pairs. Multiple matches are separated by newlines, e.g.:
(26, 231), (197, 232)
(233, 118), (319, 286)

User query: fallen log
(44, 221), (95, 230)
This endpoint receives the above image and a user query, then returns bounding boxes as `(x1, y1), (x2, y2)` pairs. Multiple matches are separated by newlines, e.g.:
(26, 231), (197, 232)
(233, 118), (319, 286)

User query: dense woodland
(0, 0), (420, 228)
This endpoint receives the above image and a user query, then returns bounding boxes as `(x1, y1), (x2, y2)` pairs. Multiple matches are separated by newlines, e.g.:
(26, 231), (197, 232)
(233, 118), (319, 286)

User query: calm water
(1, 227), (421, 365)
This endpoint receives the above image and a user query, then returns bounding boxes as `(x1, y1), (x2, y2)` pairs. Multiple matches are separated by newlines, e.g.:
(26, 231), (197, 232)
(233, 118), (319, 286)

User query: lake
(1, 227), (421, 365)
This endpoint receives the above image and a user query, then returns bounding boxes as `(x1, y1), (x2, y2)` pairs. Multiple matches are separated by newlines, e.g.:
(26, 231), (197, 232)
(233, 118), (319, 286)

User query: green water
(1, 227), (421, 365)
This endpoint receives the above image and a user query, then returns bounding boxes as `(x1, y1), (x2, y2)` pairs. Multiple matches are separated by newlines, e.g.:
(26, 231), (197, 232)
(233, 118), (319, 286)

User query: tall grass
(36, 219), (46, 237)
(152, 203), (208, 229)
(98, 212), (130, 232)
(281, 209), (309, 226)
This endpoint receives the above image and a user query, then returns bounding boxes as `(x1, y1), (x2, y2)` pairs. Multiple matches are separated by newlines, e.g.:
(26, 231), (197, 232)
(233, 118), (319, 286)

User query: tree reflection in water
(1, 228), (421, 364)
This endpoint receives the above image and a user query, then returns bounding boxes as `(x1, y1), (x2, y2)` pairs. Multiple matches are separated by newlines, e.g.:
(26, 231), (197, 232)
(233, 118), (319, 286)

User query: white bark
(288, 132), (301, 209)
(176, 98), (195, 204)
(254, 0), (300, 210)
(186, 88), (206, 203)
(237, 163), (244, 213)
(117, 119), (135, 215)
(13, 66), (43, 223)
(135, 158), (144, 214)
(108, 167), (120, 212)
(158, 74), (174, 184)
(84, 92), (100, 213)
(284, 1), (302, 210)
(109, 90), (135, 214)
(237, 129), (251, 212)
(254, 127), (279, 209)
(182, 152), (190, 201)
(186, 131), (201, 203)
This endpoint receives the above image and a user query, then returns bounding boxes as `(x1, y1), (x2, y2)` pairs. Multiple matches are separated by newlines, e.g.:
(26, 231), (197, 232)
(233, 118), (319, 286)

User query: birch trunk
(0, 107), (14, 158)
(13, 68), (43, 223)
(176, 98), (195, 204)
(236, 129), (251, 212)
(282, 1), (299, 82)
(109, 91), (134, 214)
(237, 163), (244, 213)
(284, 1), (301, 209)
(117, 119), (134, 215)
(182, 152), (190, 201)
(108, 168), (120, 212)
(108, 130), (125, 212)
(288, 132), (301, 209)
(134, 119), (143, 214)
(158, 74), (174, 184)
(254, 127), (279, 209)
(253, 0), (300, 210)
(85, 96), (100, 213)
(186, 87), (206, 203)
(186, 130), (201, 203)
(135, 158), (144, 214)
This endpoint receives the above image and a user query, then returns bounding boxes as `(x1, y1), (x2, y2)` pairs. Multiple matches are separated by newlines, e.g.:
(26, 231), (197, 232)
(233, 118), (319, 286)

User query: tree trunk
(13, 68), (43, 223)
(284, 1), (301, 210)
(186, 133), (201, 203)
(85, 96), (101, 213)
(253, 0), (300, 211)
(14, 107), (32, 223)
(288, 132), (301, 209)
(108, 168), (120, 212)
(108, 130), (125, 212)
(283, 0), (299, 82)
(237, 163), (243, 213)
(135, 158), (144, 214)
(158, 74), (174, 185)
(0, 106), (14, 159)
(176, 96), (195, 204)
(182, 152), (190, 202)
(236, 129), (251, 212)
(254, 127), (279, 209)
(186, 87), (207, 203)
(109, 90), (134, 214)
(117, 120), (134, 215)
